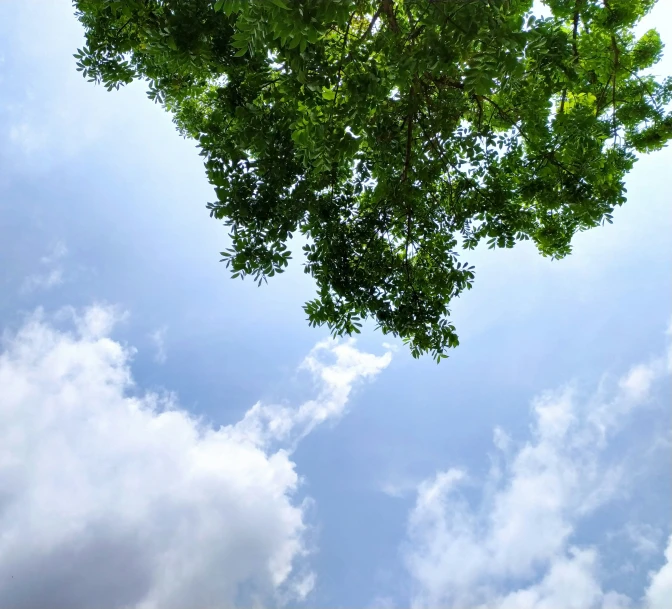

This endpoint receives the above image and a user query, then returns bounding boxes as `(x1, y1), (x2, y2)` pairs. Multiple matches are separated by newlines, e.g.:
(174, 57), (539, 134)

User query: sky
(0, 1), (670, 608)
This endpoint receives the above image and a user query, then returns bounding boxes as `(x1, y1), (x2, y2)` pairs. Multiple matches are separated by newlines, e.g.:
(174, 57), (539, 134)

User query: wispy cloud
(20, 268), (63, 293)
(20, 242), (67, 294)
(236, 338), (392, 448)
(39, 241), (67, 264)
(0, 306), (391, 609)
(148, 326), (167, 364)
(401, 332), (671, 609)
(0, 1), (119, 165)
(8, 121), (47, 155)
(606, 521), (667, 565)
(379, 478), (420, 499)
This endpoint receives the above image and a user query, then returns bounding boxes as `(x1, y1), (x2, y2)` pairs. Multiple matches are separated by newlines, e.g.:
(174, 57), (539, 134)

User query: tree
(73, 0), (671, 360)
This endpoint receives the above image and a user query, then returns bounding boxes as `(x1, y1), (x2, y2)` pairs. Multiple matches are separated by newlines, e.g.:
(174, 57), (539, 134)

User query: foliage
(73, 0), (671, 360)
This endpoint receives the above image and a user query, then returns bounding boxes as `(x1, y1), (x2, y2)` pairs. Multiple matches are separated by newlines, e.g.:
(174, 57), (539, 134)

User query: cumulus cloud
(646, 535), (672, 609)
(0, 306), (391, 609)
(402, 341), (670, 609)
(494, 548), (632, 609)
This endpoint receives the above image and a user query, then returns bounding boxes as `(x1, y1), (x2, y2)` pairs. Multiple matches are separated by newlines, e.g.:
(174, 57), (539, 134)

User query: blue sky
(0, 2), (670, 608)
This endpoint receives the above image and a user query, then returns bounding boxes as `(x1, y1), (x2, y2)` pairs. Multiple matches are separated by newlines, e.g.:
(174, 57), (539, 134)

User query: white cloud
(20, 242), (67, 294)
(20, 268), (63, 292)
(235, 338), (391, 448)
(369, 595), (399, 609)
(148, 326), (167, 364)
(495, 548), (632, 609)
(380, 478), (421, 499)
(39, 241), (67, 264)
(0, 306), (391, 609)
(402, 339), (671, 609)
(618, 362), (659, 403)
(618, 523), (665, 558)
(0, 0), (178, 173)
(8, 121), (47, 155)
(0, 1), (118, 163)
(645, 535), (672, 609)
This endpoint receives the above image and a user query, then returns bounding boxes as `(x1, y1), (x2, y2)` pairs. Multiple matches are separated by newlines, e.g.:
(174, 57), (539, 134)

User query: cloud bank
(0, 306), (390, 609)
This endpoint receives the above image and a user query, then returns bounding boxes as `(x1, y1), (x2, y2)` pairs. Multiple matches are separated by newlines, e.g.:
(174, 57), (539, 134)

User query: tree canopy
(74, 0), (671, 360)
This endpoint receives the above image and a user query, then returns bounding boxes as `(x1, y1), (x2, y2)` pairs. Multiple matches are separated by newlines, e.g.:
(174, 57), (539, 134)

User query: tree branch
(402, 109), (414, 183)
(345, 7), (381, 62)
(402, 85), (415, 294)
(381, 0), (400, 34)
(611, 34), (620, 140)
(560, 0), (581, 114)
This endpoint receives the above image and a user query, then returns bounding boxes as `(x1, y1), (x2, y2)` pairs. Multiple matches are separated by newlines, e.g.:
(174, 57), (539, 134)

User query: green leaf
(72, 0), (672, 361)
